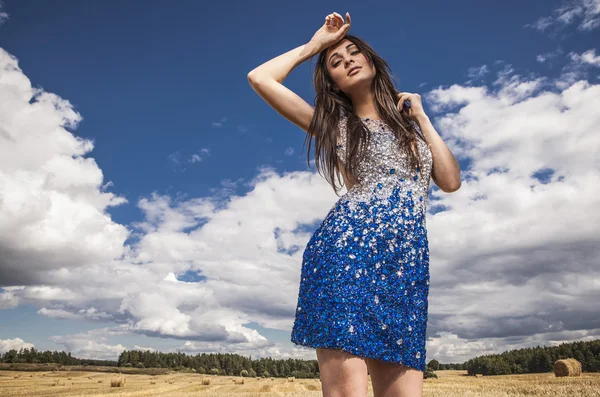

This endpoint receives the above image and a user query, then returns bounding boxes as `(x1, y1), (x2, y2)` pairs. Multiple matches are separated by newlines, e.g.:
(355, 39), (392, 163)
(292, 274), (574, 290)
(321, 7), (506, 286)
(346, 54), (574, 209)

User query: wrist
(306, 40), (325, 55)
(413, 112), (430, 125)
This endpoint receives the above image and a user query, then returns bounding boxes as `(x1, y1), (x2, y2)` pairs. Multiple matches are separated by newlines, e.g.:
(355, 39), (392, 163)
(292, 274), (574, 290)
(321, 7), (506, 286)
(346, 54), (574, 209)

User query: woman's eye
(333, 51), (360, 68)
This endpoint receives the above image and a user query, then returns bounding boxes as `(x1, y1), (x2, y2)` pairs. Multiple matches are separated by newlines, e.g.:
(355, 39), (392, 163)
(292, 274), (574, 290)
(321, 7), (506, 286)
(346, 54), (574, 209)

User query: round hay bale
(553, 358), (582, 377)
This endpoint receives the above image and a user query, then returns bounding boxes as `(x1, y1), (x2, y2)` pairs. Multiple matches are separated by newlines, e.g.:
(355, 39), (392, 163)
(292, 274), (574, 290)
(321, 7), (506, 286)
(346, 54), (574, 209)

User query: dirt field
(1, 369), (599, 396)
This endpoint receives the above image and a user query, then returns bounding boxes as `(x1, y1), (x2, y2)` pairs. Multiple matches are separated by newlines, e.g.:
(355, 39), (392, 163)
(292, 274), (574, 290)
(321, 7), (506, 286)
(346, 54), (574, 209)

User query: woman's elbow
(443, 179), (461, 193)
(247, 71), (259, 86)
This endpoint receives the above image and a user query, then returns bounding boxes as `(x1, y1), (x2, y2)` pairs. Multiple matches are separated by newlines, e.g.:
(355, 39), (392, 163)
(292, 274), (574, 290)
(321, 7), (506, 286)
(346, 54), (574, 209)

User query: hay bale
(234, 378), (245, 385)
(553, 358), (582, 377)
(110, 377), (126, 387)
(258, 384), (272, 392)
(287, 376), (295, 382)
(201, 378), (211, 385)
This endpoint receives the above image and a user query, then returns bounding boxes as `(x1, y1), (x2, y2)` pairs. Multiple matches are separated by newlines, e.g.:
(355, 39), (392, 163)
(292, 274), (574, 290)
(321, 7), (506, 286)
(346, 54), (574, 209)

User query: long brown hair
(304, 34), (426, 196)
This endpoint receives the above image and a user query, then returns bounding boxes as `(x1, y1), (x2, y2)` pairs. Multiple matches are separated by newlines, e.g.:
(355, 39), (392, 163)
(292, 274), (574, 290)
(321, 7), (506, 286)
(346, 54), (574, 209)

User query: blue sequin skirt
(291, 184), (430, 372)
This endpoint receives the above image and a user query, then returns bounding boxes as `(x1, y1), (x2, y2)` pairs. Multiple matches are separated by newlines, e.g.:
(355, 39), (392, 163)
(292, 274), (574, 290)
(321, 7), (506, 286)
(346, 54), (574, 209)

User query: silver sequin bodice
(336, 113), (433, 212)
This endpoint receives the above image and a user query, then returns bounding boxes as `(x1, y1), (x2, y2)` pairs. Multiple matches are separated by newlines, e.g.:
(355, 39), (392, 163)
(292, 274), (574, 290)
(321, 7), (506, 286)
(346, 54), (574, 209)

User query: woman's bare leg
(366, 358), (423, 397)
(316, 347), (369, 397)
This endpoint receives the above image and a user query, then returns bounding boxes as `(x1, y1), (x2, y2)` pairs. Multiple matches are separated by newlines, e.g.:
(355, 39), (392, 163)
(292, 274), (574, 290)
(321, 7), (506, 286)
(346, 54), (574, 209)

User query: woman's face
(325, 39), (375, 95)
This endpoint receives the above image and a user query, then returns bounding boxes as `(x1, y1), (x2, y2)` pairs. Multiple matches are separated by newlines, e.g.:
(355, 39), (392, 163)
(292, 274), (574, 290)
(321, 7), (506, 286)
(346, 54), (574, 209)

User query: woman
(248, 11), (461, 397)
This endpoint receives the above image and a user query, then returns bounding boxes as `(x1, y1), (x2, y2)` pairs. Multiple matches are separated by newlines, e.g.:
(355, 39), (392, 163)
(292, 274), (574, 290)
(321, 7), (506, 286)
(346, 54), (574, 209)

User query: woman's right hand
(309, 12), (351, 51)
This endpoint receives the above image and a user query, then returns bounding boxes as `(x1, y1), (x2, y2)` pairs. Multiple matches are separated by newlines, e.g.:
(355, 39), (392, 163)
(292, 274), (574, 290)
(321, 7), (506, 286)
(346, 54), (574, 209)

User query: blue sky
(1, 0), (600, 363)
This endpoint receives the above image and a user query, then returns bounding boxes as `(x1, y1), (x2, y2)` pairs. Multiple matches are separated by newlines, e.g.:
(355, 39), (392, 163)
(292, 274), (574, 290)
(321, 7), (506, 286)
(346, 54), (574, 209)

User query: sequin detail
(290, 112), (433, 373)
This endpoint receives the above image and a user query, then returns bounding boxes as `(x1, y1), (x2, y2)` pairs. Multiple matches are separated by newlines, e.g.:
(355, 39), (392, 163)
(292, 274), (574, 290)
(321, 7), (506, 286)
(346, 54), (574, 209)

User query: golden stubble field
(1, 370), (599, 397)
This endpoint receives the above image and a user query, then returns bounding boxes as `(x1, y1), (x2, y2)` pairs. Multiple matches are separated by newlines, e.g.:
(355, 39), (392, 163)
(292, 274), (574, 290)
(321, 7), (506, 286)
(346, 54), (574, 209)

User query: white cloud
(190, 148), (210, 163)
(132, 345), (157, 352)
(211, 117), (228, 128)
(38, 306), (111, 320)
(0, 338), (34, 353)
(466, 65), (489, 81)
(0, 287), (22, 309)
(536, 49), (563, 64)
(427, 328), (600, 363)
(422, 66), (600, 350)
(527, 0), (600, 32)
(284, 147), (294, 156)
(569, 49), (600, 66)
(179, 340), (317, 361)
(0, 4), (8, 26)
(168, 148), (210, 170)
(49, 331), (127, 360)
(0, 48), (129, 286)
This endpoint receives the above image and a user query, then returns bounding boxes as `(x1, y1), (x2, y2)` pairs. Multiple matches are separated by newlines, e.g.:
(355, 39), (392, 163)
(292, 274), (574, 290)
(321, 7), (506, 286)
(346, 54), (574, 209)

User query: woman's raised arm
(247, 12), (351, 135)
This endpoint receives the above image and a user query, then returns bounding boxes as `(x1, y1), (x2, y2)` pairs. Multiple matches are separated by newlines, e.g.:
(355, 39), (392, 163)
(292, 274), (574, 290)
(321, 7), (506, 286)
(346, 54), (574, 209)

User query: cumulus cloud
(423, 64), (600, 353)
(0, 49), (129, 286)
(0, 338), (34, 353)
(7, 164), (337, 354)
(49, 331), (127, 360)
(0, 45), (338, 351)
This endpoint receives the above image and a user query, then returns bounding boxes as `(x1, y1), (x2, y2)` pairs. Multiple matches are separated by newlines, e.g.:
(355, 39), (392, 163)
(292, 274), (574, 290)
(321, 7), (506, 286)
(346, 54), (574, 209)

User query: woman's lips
(348, 67), (361, 76)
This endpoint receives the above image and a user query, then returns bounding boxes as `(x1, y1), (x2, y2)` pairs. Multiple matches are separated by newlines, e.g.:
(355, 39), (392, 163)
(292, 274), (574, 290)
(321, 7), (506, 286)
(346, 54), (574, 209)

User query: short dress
(290, 110), (434, 372)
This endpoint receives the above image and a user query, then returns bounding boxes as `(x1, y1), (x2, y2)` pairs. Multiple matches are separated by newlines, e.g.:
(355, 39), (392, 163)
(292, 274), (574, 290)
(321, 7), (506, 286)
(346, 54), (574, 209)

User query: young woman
(248, 11), (461, 397)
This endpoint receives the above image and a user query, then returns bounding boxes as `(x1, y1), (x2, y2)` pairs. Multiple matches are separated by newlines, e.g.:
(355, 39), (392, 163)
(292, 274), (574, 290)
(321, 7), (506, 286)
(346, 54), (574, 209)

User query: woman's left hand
(396, 92), (426, 119)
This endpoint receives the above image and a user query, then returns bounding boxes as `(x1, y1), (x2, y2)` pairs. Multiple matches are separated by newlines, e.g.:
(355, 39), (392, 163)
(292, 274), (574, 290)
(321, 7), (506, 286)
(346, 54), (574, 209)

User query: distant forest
(1, 339), (599, 377)
(0, 348), (116, 367)
(463, 339), (600, 375)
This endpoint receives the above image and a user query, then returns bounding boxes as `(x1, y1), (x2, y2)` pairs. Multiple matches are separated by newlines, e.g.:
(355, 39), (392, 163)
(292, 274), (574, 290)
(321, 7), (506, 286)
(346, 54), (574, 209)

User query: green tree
(427, 359), (440, 371)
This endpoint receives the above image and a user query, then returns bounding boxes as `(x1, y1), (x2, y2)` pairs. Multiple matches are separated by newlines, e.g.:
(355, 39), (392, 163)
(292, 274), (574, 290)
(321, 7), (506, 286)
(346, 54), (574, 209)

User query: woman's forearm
(248, 41), (322, 84)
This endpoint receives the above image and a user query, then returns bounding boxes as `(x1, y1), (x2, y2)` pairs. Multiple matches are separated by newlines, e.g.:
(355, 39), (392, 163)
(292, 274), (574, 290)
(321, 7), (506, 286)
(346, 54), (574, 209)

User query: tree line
(463, 339), (600, 375)
(117, 350), (319, 378)
(0, 347), (117, 367)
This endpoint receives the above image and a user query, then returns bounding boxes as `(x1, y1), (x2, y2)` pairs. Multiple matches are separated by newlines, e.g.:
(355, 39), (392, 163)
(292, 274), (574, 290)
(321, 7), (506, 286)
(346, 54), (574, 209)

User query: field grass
(0, 369), (599, 396)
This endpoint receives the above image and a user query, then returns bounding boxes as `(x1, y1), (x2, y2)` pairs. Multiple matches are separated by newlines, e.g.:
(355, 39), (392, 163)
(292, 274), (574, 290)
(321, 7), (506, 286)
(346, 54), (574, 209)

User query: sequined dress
(290, 111), (433, 372)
